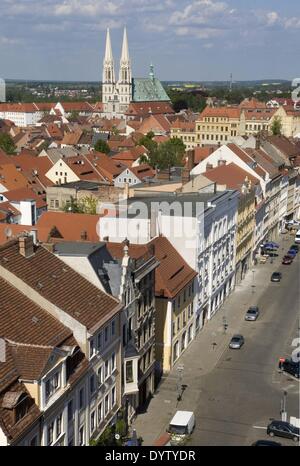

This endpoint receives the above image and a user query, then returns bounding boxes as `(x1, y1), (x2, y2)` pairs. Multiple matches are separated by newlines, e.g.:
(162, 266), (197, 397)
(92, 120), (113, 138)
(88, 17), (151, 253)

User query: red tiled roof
(138, 114), (171, 134)
(203, 162), (259, 191)
(0, 239), (121, 331)
(36, 211), (101, 242)
(198, 107), (241, 119)
(129, 164), (156, 181)
(2, 187), (47, 209)
(126, 101), (174, 117)
(0, 164), (29, 191)
(149, 236), (197, 299)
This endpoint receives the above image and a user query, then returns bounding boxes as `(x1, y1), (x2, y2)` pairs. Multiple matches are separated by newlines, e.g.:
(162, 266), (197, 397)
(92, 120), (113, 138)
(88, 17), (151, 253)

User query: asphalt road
(188, 247), (300, 446)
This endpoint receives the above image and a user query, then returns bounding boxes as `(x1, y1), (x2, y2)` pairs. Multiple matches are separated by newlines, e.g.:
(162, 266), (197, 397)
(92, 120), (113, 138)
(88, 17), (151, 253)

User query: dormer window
(45, 372), (60, 402)
(2, 391), (30, 424)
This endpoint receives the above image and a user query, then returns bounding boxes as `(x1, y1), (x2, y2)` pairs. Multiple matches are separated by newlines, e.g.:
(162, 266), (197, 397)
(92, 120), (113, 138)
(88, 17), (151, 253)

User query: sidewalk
(131, 241), (288, 445)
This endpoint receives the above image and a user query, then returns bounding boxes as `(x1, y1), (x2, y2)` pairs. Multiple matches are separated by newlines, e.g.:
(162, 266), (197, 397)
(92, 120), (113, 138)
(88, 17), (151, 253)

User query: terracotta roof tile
(36, 211), (100, 242)
(149, 236), (197, 299)
(0, 239), (121, 331)
(203, 162), (259, 191)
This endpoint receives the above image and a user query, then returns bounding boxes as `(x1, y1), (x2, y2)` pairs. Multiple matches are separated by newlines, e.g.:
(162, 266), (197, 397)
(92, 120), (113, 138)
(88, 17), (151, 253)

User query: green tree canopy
(94, 138), (110, 154)
(0, 133), (16, 155)
(271, 116), (282, 136)
(139, 137), (185, 170)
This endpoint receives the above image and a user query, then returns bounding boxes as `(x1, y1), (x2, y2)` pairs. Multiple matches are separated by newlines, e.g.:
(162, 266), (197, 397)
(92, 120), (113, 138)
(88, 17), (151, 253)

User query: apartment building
(195, 107), (241, 146)
(148, 236), (197, 375)
(0, 235), (123, 446)
(170, 120), (198, 150)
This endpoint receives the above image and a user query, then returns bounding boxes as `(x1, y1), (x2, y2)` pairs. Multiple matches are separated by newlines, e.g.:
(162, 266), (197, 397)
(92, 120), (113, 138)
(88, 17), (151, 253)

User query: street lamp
(251, 270), (256, 295)
(176, 364), (184, 403)
(280, 390), (288, 422)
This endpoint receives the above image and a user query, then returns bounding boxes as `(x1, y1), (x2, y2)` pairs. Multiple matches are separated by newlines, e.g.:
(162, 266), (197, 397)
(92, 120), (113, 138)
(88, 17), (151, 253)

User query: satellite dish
(115, 434), (120, 440)
(4, 227), (12, 239)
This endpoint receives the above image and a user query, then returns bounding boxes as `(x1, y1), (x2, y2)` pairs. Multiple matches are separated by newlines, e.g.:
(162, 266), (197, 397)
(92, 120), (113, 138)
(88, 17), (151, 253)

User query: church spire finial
(120, 27), (130, 64)
(149, 63), (155, 81)
(103, 28), (115, 84)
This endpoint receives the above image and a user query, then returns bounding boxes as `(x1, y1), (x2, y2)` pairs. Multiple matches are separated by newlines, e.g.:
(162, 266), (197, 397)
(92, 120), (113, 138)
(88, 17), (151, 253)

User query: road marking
(253, 426), (267, 430)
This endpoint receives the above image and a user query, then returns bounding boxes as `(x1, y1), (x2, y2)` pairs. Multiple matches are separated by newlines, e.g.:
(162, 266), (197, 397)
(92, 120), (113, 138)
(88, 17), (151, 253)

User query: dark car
(287, 249), (297, 257)
(267, 420), (300, 442)
(271, 272), (282, 282)
(282, 255), (293, 265)
(280, 358), (300, 379)
(290, 244), (299, 252)
(252, 440), (282, 446)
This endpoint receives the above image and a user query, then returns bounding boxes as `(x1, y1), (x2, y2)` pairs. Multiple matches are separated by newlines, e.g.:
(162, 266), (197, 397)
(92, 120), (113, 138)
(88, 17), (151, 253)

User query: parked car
(282, 255), (293, 265)
(245, 306), (260, 321)
(290, 244), (299, 253)
(287, 249), (297, 257)
(252, 440), (281, 446)
(295, 231), (300, 244)
(280, 358), (300, 379)
(267, 420), (300, 442)
(229, 335), (245, 349)
(271, 272), (282, 282)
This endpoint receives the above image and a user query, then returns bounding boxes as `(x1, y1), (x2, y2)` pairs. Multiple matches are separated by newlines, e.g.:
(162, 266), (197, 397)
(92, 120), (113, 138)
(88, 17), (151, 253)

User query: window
(57, 413), (62, 437)
(104, 326), (109, 343)
(90, 339), (95, 358)
(79, 388), (84, 410)
(30, 436), (38, 447)
(104, 394), (109, 415)
(47, 421), (54, 445)
(79, 426), (84, 446)
(125, 360), (133, 383)
(111, 352), (116, 372)
(97, 332), (102, 350)
(90, 374), (96, 395)
(111, 320), (115, 336)
(97, 366), (103, 386)
(90, 411), (96, 434)
(105, 360), (109, 379)
(45, 372), (60, 401)
(98, 402), (103, 425)
(67, 400), (73, 421)
(184, 290), (186, 302)
(111, 387), (116, 407)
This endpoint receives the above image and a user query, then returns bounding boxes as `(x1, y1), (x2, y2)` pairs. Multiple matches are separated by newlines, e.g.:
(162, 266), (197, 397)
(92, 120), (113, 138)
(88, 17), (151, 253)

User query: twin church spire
(103, 27), (131, 84)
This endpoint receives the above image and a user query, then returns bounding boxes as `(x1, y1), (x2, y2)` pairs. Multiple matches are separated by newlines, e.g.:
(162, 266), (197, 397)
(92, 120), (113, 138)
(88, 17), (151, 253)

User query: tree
(271, 116), (282, 136)
(62, 196), (97, 215)
(140, 137), (185, 170)
(94, 138), (110, 154)
(0, 133), (16, 154)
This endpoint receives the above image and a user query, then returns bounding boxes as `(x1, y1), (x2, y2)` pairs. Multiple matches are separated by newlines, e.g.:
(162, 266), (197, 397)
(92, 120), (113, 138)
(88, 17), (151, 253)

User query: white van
(295, 231), (300, 244)
(168, 411), (195, 436)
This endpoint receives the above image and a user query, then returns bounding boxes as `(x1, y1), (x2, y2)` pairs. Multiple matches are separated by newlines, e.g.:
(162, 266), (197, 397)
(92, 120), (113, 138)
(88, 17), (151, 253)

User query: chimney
(255, 135), (261, 150)
(181, 168), (190, 184)
(186, 150), (195, 171)
(80, 230), (88, 241)
(19, 235), (35, 258)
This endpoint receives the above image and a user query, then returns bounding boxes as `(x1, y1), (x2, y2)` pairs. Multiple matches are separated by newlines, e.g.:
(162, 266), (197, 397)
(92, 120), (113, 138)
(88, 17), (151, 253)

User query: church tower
(102, 28), (116, 113)
(118, 27), (132, 113)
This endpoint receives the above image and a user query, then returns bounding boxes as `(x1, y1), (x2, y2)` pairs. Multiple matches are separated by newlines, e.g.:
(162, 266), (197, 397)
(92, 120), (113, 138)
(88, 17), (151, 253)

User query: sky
(0, 0), (299, 82)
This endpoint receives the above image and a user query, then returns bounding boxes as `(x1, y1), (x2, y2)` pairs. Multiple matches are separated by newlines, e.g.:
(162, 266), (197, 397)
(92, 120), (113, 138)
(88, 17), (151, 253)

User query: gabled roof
(0, 164), (29, 191)
(132, 78), (170, 102)
(0, 239), (121, 331)
(129, 164), (156, 181)
(36, 211), (101, 242)
(126, 101), (174, 117)
(3, 187), (47, 209)
(198, 107), (241, 119)
(138, 114), (171, 134)
(203, 162), (259, 191)
(148, 236), (197, 299)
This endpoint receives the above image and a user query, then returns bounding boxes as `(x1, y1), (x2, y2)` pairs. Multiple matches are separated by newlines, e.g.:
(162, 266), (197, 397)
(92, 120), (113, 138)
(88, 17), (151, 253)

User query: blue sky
(0, 0), (299, 82)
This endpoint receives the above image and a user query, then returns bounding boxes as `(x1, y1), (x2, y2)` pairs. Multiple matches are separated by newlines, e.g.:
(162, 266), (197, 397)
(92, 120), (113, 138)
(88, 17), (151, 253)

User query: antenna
(229, 73), (233, 93)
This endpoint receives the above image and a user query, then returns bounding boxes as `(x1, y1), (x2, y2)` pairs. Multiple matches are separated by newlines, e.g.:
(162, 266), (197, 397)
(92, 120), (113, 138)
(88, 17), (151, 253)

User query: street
(188, 242), (300, 446)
